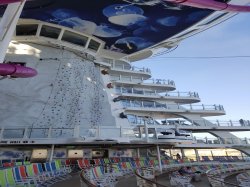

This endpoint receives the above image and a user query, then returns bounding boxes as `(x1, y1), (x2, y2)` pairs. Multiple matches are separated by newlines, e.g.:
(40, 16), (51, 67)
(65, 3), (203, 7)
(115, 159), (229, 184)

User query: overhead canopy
(1, 0), (216, 54)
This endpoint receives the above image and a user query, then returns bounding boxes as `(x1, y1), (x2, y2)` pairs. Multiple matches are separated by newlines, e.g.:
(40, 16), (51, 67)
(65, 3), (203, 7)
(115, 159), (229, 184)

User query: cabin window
(40, 25), (61, 39)
(62, 31), (88, 47)
(16, 24), (38, 36)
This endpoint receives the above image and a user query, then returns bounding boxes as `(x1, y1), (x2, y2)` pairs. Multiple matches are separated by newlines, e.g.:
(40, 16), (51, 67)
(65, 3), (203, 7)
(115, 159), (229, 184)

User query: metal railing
(206, 165), (250, 187)
(128, 117), (250, 129)
(110, 75), (175, 86)
(111, 64), (151, 74)
(194, 136), (250, 145)
(1, 125), (250, 146)
(122, 100), (224, 111)
(116, 87), (199, 99)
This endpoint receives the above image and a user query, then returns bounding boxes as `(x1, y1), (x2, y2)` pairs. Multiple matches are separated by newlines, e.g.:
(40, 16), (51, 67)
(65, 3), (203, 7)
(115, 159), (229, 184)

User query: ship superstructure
(0, 0), (250, 164)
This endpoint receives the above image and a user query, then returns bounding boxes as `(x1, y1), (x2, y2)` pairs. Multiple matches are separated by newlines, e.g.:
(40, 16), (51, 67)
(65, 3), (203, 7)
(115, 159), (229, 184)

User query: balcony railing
(143, 78), (175, 85)
(111, 64), (151, 74)
(110, 75), (175, 86)
(191, 119), (250, 127)
(128, 117), (250, 128)
(194, 136), (250, 145)
(116, 87), (199, 98)
(1, 125), (249, 146)
(122, 100), (224, 111)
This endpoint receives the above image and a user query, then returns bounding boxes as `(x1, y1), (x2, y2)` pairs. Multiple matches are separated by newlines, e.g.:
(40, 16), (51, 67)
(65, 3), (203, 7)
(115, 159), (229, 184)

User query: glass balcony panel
(127, 115), (137, 124)
(132, 100), (142, 107)
(115, 86), (122, 93)
(51, 129), (74, 138)
(121, 100), (130, 107)
(133, 89), (143, 94)
(30, 129), (49, 138)
(155, 102), (166, 108)
(3, 129), (24, 139)
(144, 90), (155, 96)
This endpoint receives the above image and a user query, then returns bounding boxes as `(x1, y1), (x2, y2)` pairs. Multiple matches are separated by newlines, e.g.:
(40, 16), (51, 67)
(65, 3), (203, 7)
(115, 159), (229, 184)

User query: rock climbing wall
(0, 42), (115, 138)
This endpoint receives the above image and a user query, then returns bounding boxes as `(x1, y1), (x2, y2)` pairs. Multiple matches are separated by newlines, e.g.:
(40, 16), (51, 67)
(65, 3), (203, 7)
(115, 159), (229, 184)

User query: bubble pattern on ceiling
(17, 0), (212, 54)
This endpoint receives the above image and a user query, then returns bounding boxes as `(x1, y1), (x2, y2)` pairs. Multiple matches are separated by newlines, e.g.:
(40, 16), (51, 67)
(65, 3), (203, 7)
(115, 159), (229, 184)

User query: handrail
(116, 87), (199, 98)
(110, 75), (175, 86)
(207, 174), (240, 187)
(80, 170), (97, 187)
(206, 166), (250, 187)
(122, 100), (224, 111)
(111, 64), (151, 74)
(135, 170), (169, 187)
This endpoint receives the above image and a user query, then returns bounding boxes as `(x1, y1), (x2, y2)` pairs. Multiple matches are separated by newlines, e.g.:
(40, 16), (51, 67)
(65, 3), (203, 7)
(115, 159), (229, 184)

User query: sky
(134, 13), (250, 137)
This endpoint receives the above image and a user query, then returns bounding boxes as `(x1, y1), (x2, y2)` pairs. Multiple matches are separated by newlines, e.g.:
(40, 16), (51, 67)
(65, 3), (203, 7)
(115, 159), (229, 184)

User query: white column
(49, 144), (55, 162)
(194, 149), (200, 162)
(0, 1), (26, 62)
(156, 145), (162, 173)
(181, 149), (185, 158)
(144, 123), (149, 142)
(137, 148), (140, 158)
(0, 127), (4, 140)
(74, 125), (80, 138)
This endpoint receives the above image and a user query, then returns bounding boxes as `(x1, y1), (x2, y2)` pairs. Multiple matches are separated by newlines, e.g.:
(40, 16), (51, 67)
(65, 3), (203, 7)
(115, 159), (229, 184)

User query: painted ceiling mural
(5, 0), (213, 54)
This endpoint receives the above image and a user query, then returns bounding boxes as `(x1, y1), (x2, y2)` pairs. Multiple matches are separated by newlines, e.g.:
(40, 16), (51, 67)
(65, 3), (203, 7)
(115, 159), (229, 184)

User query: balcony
(194, 136), (250, 145)
(115, 87), (200, 103)
(111, 76), (176, 91)
(128, 118), (250, 131)
(0, 125), (193, 144)
(109, 64), (151, 78)
(122, 100), (225, 116)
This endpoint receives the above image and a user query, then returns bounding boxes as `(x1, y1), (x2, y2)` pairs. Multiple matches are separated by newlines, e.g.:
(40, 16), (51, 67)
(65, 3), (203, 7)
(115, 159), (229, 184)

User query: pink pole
(0, 63), (37, 78)
(164, 0), (250, 13)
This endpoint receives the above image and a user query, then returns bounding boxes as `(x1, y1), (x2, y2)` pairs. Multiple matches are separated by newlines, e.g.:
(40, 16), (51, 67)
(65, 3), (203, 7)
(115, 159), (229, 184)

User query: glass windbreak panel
(133, 77), (142, 83)
(110, 75), (119, 81)
(62, 31), (88, 47)
(211, 149), (227, 156)
(3, 129), (24, 139)
(143, 101), (154, 108)
(30, 129), (49, 138)
(40, 25), (61, 39)
(123, 76), (131, 81)
(127, 114), (136, 124)
(88, 39), (100, 51)
(183, 149), (197, 161)
(51, 129), (74, 138)
(123, 87), (132, 94)
(132, 100), (142, 107)
(133, 127), (140, 138)
(155, 102), (166, 108)
(121, 100), (130, 107)
(163, 149), (172, 158)
(171, 149), (182, 159)
(133, 88), (143, 94)
(198, 149), (213, 161)
(148, 128), (156, 138)
(115, 86), (122, 93)
(137, 116), (144, 125)
(16, 24), (38, 36)
(147, 118), (155, 125)
(226, 149), (242, 156)
(122, 128), (136, 137)
(144, 90), (155, 95)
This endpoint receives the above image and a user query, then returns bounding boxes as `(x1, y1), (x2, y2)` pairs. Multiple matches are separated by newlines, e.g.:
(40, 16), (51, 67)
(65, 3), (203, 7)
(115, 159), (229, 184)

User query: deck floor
(52, 172), (212, 187)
